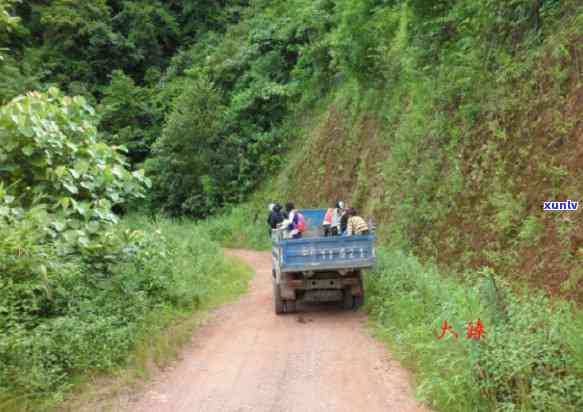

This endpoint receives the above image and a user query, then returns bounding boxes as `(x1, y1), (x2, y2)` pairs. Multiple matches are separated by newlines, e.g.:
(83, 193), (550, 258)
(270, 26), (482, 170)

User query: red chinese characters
(435, 319), (486, 340)
(466, 319), (485, 340)
(434, 320), (459, 340)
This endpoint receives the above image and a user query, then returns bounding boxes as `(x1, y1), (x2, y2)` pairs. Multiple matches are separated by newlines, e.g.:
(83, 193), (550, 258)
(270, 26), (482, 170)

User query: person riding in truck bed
(346, 208), (370, 236)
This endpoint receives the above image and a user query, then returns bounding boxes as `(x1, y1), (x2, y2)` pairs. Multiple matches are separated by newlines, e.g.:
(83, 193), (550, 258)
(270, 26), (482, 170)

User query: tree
(146, 77), (236, 217)
(31, 0), (131, 88)
(111, 0), (179, 80)
(99, 70), (157, 164)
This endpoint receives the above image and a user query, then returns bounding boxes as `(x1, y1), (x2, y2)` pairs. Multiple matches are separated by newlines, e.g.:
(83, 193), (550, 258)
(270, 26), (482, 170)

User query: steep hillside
(277, 2), (583, 302)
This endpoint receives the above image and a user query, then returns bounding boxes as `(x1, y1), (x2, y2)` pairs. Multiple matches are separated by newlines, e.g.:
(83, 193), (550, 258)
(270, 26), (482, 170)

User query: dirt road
(118, 250), (429, 412)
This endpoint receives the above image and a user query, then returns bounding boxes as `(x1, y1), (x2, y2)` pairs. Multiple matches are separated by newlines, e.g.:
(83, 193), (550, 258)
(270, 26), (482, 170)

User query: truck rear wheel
(342, 288), (354, 310)
(273, 280), (284, 315)
(354, 277), (365, 308)
(285, 300), (297, 313)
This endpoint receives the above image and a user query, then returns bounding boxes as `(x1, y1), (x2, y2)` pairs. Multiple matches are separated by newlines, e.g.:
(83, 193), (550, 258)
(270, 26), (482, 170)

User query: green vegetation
(146, 76), (231, 217)
(3, 0), (583, 410)
(367, 249), (583, 411)
(0, 0), (244, 160)
(275, 0), (583, 302)
(0, 88), (251, 409)
(202, 202), (273, 251)
(0, 88), (148, 217)
(0, 213), (251, 410)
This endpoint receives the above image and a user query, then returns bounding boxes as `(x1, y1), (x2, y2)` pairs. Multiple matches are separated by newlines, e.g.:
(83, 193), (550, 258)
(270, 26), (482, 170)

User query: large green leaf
(22, 145), (34, 156)
(63, 182), (79, 195)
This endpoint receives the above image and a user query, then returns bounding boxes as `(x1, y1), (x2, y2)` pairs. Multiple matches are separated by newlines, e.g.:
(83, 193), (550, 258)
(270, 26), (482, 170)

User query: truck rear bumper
(280, 277), (362, 300)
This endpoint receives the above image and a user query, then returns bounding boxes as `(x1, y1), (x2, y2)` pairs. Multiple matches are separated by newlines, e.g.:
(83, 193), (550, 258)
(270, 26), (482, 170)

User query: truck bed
(272, 209), (375, 274)
(273, 235), (375, 273)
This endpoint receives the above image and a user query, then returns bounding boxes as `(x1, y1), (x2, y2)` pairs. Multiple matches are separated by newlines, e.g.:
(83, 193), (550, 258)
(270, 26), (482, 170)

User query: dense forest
(2, 0), (583, 410)
(2, 0), (298, 216)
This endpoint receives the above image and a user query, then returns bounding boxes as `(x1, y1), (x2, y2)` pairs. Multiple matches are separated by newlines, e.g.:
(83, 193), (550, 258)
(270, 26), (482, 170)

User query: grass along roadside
(200, 204), (272, 251)
(365, 248), (583, 411)
(60, 252), (252, 412)
(0, 215), (253, 412)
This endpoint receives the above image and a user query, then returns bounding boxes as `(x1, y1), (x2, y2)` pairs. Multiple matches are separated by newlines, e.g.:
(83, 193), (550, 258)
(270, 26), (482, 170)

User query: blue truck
(271, 208), (376, 314)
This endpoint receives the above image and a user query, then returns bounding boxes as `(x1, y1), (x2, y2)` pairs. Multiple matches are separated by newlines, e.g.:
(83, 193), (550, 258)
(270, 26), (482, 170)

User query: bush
(0, 213), (165, 396)
(0, 88), (149, 222)
(0, 214), (251, 406)
(0, 88), (251, 408)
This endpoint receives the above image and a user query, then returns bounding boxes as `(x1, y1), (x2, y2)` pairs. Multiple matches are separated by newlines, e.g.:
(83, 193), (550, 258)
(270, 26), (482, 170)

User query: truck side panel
(279, 235), (375, 273)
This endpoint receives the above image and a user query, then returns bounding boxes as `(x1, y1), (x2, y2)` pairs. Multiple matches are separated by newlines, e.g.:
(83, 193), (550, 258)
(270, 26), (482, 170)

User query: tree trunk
(532, 0), (543, 32)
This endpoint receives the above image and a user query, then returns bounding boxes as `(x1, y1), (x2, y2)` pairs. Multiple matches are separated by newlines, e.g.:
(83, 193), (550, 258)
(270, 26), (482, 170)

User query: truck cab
(271, 208), (376, 314)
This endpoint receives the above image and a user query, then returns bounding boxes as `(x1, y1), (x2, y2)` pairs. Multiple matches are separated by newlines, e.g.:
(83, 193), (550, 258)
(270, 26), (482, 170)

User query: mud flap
(273, 279), (284, 315)
(342, 288), (354, 310)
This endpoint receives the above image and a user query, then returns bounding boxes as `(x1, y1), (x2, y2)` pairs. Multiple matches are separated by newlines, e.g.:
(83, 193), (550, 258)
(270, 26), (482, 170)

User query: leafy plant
(0, 88), (149, 223)
(0, 213), (252, 406)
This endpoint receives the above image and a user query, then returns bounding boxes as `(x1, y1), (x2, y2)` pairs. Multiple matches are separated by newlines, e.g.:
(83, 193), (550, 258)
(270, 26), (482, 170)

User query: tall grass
(200, 204), (272, 251)
(366, 248), (583, 411)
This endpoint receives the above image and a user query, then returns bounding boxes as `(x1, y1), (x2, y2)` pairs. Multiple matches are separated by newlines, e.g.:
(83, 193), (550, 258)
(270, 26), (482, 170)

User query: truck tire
(285, 300), (297, 313)
(354, 277), (365, 308)
(273, 280), (284, 315)
(342, 288), (354, 310)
